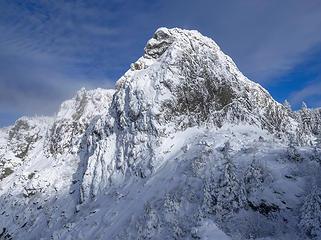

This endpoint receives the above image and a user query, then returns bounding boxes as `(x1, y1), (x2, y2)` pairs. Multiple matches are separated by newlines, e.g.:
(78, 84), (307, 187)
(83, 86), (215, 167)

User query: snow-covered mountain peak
(144, 27), (220, 58)
(57, 87), (114, 120)
(1, 27), (321, 240)
(48, 88), (115, 155)
(144, 27), (175, 59)
(115, 28), (301, 144)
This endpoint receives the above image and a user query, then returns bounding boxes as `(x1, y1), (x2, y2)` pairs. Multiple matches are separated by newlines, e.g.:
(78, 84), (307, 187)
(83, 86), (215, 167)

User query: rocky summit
(1, 27), (321, 240)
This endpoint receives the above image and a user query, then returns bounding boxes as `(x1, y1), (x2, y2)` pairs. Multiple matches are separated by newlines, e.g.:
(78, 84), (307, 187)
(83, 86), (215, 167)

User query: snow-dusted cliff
(1, 27), (321, 240)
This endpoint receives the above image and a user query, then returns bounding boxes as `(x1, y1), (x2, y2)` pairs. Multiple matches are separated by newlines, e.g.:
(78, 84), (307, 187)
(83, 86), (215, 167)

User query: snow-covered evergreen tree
(216, 157), (247, 218)
(203, 141), (247, 221)
(283, 99), (292, 113)
(287, 135), (302, 162)
(203, 175), (218, 215)
(298, 186), (321, 239)
(315, 134), (321, 149)
(244, 158), (269, 194)
(300, 101), (313, 134)
(222, 141), (231, 159)
(215, 142), (247, 220)
(310, 146), (321, 164)
(302, 102), (308, 112)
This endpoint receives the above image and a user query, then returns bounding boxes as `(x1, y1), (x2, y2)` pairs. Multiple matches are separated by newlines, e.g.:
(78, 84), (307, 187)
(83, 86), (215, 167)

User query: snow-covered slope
(1, 27), (321, 240)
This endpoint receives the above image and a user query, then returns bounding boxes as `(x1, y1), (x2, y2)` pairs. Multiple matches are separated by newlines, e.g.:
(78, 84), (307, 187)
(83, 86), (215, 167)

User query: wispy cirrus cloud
(0, 0), (128, 126)
(290, 76), (321, 108)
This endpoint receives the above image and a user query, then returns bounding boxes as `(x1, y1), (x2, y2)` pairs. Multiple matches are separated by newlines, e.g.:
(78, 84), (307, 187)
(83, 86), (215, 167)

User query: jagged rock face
(77, 27), (308, 202)
(0, 117), (52, 181)
(8, 118), (46, 159)
(47, 88), (115, 155)
(0, 88), (117, 240)
(80, 27), (319, 212)
(116, 28), (298, 137)
(1, 27), (321, 240)
(144, 28), (175, 58)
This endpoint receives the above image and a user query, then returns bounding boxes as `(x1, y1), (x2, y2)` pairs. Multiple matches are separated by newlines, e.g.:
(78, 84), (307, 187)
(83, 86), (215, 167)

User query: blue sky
(1, 0), (321, 127)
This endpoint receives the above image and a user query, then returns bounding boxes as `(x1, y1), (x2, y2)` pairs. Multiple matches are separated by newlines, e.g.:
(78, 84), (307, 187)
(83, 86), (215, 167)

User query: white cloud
(290, 78), (321, 108)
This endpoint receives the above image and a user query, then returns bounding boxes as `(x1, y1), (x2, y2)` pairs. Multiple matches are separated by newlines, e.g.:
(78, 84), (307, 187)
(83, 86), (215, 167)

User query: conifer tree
(310, 146), (321, 164)
(244, 158), (266, 194)
(283, 100), (292, 113)
(300, 101), (313, 134)
(215, 141), (247, 219)
(299, 186), (321, 239)
(301, 102), (308, 112)
(203, 141), (247, 221)
(287, 135), (302, 162)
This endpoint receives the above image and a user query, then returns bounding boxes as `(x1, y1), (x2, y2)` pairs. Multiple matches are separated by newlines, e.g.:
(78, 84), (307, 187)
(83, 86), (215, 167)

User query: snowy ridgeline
(0, 27), (321, 240)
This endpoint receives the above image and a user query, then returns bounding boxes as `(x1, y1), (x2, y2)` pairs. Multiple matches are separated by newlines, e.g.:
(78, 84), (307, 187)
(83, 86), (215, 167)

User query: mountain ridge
(1, 27), (321, 240)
